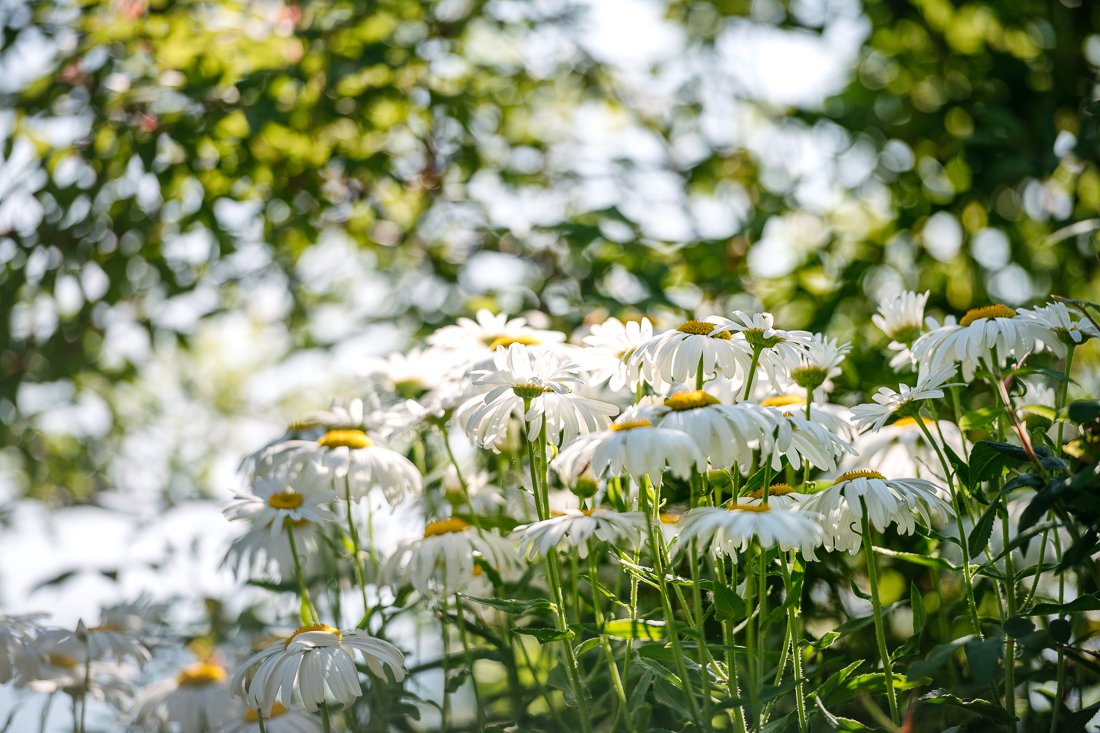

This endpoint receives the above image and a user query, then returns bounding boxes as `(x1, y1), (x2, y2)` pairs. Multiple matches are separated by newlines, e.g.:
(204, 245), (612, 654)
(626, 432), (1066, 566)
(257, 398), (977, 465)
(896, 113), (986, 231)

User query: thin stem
(344, 477), (371, 618)
(257, 713), (268, 733)
(1056, 344), (1076, 456)
(755, 544), (768, 730)
(689, 545), (715, 733)
(588, 547), (628, 730)
(641, 476), (704, 729)
(286, 520), (319, 625)
(1050, 529), (1066, 733)
(320, 702), (333, 733)
(742, 348), (762, 401)
(720, 555), (749, 733)
(860, 498), (900, 726)
(38, 692), (53, 733)
(80, 648), (90, 733)
(454, 597), (487, 730)
(439, 424), (482, 528)
(915, 417), (983, 638)
(1001, 508), (1018, 723)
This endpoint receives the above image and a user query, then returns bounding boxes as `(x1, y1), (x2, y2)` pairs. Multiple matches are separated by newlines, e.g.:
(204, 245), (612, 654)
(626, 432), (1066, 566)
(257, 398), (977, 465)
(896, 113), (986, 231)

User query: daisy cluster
(1, 295), (1092, 732)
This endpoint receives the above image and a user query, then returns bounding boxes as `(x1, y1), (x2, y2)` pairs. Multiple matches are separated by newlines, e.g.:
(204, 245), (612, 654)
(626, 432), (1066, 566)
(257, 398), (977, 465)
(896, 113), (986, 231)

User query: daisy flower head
(781, 334), (851, 403)
(223, 518), (323, 582)
(224, 473), (338, 542)
(872, 290), (929, 369)
(17, 627), (136, 705)
(627, 317), (747, 387)
(360, 347), (460, 401)
(799, 469), (953, 559)
(706, 311), (814, 392)
(260, 425), (423, 505)
(672, 503), (825, 559)
(427, 309), (565, 364)
(911, 303), (1064, 380)
(655, 390), (776, 469)
(515, 508), (647, 559)
(76, 618), (152, 667)
(551, 406), (706, 486)
(738, 482), (809, 510)
(460, 343), (617, 448)
(221, 703), (322, 733)
(382, 518), (522, 598)
(578, 316), (656, 392)
(232, 625), (405, 714)
(850, 364), (957, 433)
(132, 661), (235, 733)
(1018, 301), (1099, 346)
(764, 407), (856, 472)
(0, 613), (45, 684)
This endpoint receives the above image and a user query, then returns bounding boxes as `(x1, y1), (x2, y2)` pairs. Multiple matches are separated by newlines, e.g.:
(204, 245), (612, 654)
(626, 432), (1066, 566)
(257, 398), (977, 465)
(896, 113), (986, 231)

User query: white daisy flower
(224, 474), (338, 542)
(671, 504), (825, 558)
(515, 508), (647, 559)
(132, 661), (236, 733)
(16, 627), (136, 706)
(232, 625), (406, 714)
(759, 394), (855, 439)
(459, 343), (617, 448)
(763, 407), (855, 472)
(552, 407), (706, 486)
(0, 614), (44, 684)
(578, 316), (656, 392)
(850, 364), (957, 433)
(361, 347), (461, 400)
(799, 470), (953, 559)
(223, 519), (323, 582)
(260, 428), (422, 505)
(221, 703), (321, 733)
(843, 417), (963, 482)
(382, 518), (522, 598)
(655, 390), (776, 469)
(1018, 301), (1098, 346)
(781, 334), (850, 403)
(427, 309), (566, 362)
(911, 304), (1064, 380)
(872, 290), (929, 369)
(77, 618), (152, 667)
(737, 482), (809, 510)
(628, 318), (748, 387)
(706, 311), (814, 392)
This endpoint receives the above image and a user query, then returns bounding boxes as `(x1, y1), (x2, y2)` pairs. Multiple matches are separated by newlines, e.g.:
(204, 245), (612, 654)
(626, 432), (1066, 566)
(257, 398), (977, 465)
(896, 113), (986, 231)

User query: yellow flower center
(664, 390), (720, 411)
(760, 394), (804, 407)
(728, 503), (771, 513)
(287, 418), (320, 432)
(834, 469), (886, 483)
(267, 491), (304, 510)
(317, 429), (373, 449)
(892, 416), (936, 429)
(244, 703), (289, 722)
(611, 419), (653, 432)
(87, 622), (125, 633)
(747, 483), (797, 499)
(579, 508), (597, 516)
(177, 662), (228, 687)
(488, 335), (541, 350)
(675, 320), (732, 339)
(284, 624), (341, 648)
(424, 517), (471, 537)
(659, 513), (681, 524)
(960, 304), (1017, 327)
(47, 653), (79, 669)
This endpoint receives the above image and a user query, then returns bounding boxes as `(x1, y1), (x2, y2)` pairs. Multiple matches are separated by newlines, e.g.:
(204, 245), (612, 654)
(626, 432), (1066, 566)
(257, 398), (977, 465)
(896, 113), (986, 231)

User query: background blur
(1, 0), (1098, 612)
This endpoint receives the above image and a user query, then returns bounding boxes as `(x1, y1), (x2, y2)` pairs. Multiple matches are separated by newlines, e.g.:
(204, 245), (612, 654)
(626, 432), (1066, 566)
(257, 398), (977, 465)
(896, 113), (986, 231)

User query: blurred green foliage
(1, 0), (1098, 502)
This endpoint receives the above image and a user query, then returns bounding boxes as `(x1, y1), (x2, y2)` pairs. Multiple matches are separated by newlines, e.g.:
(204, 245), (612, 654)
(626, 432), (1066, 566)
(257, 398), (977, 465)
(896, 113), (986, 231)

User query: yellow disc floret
(488, 335), (541, 350)
(664, 390), (720, 411)
(728, 503), (771, 513)
(676, 320), (732, 339)
(47, 653), (79, 669)
(760, 394), (804, 407)
(834, 469), (886, 483)
(747, 483), (797, 499)
(611, 419), (653, 432)
(267, 491), (304, 510)
(244, 703), (289, 722)
(892, 416), (936, 429)
(284, 624), (341, 648)
(424, 517), (472, 537)
(960, 304), (1017, 327)
(177, 662), (228, 687)
(318, 429), (373, 450)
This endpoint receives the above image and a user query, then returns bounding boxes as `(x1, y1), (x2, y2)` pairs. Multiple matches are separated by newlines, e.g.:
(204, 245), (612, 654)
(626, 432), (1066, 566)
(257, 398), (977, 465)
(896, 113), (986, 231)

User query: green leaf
(513, 626), (573, 643)
(460, 595), (555, 615)
(1068, 400), (1100, 424)
(918, 690), (1014, 723)
(574, 637), (602, 657)
(969, 502), (998, 556)
(1049, 619), (1072, 644)
(909, 636), (974, 678)
(1030, 593), (1100, 615)
(964, 636), (1002, 686)
(712, 583), (747, 621)
(602, 618), (666, 640)
(872, 546), (959, 571)
(1003, 616), (1035, 637)
(849, 578), (870, 601)
(969, 440), (1031, 484)
(959, 407), (999, 432)
(911, 583), (926, 636)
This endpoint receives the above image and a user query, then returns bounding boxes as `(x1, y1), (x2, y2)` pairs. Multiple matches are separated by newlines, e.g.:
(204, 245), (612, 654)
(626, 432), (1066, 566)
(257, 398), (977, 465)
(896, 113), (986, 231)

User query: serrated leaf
(909, 636), (974, 678)
(969, 502), (998, 556)
(964, 636), (1001, 685)
(513, 626), (573, 643)
(969, 440), (1030, 484)
(918, 690), (1014, 723)
(873, 546), (959, 571)
(460, 595), (555, 615)
(712, 582), (747, 621)
(1030, 593), (1100, 615)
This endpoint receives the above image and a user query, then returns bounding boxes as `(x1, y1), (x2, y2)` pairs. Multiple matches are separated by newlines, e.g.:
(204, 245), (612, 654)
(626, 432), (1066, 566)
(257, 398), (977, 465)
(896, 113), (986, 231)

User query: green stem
(860, 499), (900, 726)
(439, 424), (482, 528)
(1001, 508), (1018, 724)
(742, 348), (762, 401)
(1050, 529), (1066, 733)
(320, 702), (332, 733)
(588, 548), (628, 730)
(286, 520), (319, 625)
(720, 556), (749, 733)
(689, 546), (715, 733)
(914, 417), (983, 639)
(641, 477), (704, 729)
(257, 713), (268, 733)
(1056, 343), (1075, 456)
(344, 477), (371, 620)
(755, 544), (768, 729)
(454, 597), (487, 730)
(79, 645), (90, 733)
